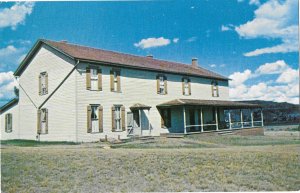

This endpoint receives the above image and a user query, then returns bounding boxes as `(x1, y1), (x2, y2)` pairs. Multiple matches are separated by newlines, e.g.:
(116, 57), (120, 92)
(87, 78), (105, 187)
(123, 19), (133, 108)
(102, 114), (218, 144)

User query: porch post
(251, 109), (254, 127)
(228, 110), (232, 130)
(183, 106), (187, 134)
(261, 108), (264, 127)
(200, 108), (204, 132)
(139, 109), (142, 135)
(215, 108), (219, 131)
(240, 109), (244, 128)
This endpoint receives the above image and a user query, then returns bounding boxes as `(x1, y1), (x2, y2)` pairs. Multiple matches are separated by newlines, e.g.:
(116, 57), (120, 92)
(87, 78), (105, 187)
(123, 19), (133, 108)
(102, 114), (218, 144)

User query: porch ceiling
(156, 99), (261, 109)
(130, 103), (152, 110)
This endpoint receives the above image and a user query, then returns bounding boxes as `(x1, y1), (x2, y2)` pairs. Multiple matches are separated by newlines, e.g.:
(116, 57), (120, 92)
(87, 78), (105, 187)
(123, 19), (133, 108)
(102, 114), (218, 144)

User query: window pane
(91, 106), (98, 119)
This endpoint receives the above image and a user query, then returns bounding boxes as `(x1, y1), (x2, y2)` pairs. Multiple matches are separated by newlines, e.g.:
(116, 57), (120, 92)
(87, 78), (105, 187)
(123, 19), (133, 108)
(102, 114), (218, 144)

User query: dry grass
(1, 142), (300, 192)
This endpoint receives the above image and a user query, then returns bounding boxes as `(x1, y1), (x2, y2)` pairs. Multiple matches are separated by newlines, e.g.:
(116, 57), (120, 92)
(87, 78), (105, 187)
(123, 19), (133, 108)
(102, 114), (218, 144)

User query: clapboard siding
(0, 103), (19, 140)
(17, 44), (76, 141)
(75, 63), (229, 142)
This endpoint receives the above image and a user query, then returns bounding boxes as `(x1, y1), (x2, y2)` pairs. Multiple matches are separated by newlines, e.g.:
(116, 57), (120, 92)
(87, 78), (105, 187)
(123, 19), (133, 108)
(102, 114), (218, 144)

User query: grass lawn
(1, 134), (300, 192)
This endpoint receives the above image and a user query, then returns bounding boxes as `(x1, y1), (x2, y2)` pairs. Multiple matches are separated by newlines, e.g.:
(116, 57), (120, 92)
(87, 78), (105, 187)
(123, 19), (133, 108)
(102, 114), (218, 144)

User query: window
(39, 72), (48, 95)
(211, 80), (219, 97)
(110, 69), (121, 92)
(161, 109), (171, 128)
(87, 105), (103, 133)
(182, 78), (191, 95)
(90, 68), (98, 90)
(157, 75), (167, 94)
(5, 113), (12, 133)
(86, 67), (102, 91)
(114, 106), (122, 131)
(38, 108), (48, 134)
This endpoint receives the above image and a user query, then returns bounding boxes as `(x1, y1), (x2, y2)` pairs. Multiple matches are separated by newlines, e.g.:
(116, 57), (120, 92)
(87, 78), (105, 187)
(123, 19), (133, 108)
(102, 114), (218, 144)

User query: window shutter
(164, 76), (168, 94)
(87, 105), (92, 133)
(45, 73), (48, 94)
(37, 109), (41, 134)
(117, 70), (121, 92)
(110, 70), (114, 91)
(121, 106), (126, 131)
(38, 74), (41, 95)
(156, 75), (160, 94)
(188, 79), (191, 95)
(160, 110), (165, 128)
(98, 68), (102, 91)
(211, 81), (214, 97)
(216, 82), (219, 97)
(98, 105), (103, 133)
(111, 106), (116, 131)
(5, 114), (8, 132)
(45, 109), (48, 134)
(182, 78), (185, 95)
(86, 67), (91, 90)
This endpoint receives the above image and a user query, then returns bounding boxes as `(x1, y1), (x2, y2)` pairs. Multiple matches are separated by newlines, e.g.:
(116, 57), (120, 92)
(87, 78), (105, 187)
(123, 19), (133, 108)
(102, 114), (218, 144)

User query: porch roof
(130, 103), (152, 110)
(157, 99), (261, 108)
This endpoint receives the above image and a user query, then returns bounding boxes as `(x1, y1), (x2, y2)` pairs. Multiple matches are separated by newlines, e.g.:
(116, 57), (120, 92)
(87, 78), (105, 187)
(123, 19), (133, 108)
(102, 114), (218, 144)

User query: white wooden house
(0, 39), (263, 142)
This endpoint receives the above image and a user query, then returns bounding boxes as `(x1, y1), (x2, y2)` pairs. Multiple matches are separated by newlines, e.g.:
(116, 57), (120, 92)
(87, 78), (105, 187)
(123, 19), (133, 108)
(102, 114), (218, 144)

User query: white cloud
(221, 25), (231, 31)
(255, 60), (288, 74)
(0, 45), (26, 71)
(220, 64), (226, 67)
(134, 37), (171, 49)
(229, 60), (299, 104)
(249, 0), (260, 6)
(235, 0), (299, 56)
(210, 64), (216, 68)
(0, 45), (18, 57)
(0, 2), (35, 30)
(229, 69), (252, 87)
(173, 38), (179, 43)
(276, 68), (299, 84)
(186, 36), (197, 42)
(0, 71), (17, 101)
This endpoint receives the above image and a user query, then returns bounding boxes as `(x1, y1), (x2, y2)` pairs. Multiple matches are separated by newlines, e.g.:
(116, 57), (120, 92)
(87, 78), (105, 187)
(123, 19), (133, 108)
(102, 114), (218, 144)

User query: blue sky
(0, 0), (299, 106)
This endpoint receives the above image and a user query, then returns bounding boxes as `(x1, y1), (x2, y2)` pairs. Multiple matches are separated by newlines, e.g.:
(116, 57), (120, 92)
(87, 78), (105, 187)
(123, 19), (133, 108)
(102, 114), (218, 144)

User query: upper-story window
(182, 78), (191, 95)
(110, 69), (121, 92)
(211, 80), (219, 97)
(5, 113), (12, 133)
(156, 75), (167, 95)
(39, 72), (48, 95)
(86, 66), (102, 91)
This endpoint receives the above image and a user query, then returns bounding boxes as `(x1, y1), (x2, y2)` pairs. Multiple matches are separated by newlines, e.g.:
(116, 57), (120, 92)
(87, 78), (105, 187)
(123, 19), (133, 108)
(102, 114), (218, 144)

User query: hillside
(237, 100), (299, 126)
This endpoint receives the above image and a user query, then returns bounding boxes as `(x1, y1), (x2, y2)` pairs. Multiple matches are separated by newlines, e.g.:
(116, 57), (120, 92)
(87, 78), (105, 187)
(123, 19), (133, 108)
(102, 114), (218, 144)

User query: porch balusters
(215, 108), (219, 131)
(240, 109), (244, 128)
(228, 110), (232, 130)
(183, 107), (187, 134)
(251, 110), (254, 128)
(200, 108), (204, 132)
(261, 108), (264, 127)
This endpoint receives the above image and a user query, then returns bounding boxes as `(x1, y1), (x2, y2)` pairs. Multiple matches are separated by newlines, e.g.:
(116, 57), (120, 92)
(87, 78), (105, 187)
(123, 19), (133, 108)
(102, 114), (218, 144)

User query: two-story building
(0, 39), (263, 142)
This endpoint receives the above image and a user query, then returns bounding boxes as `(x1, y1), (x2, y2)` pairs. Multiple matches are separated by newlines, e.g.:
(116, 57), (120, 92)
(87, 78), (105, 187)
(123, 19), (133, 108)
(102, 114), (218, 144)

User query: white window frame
(159, 75), (165, 94)
(90, 68), (98, 91)
(212, 81), (219, 97)
(114, 106), (122, 131)
(183, 78), (189, 95)
(40, 72), (47, 95)
(113, 71), (118, 92)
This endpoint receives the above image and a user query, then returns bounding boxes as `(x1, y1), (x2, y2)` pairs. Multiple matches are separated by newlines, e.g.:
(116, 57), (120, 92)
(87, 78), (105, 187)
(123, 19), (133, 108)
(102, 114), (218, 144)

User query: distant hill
(237, 100), (299, 126)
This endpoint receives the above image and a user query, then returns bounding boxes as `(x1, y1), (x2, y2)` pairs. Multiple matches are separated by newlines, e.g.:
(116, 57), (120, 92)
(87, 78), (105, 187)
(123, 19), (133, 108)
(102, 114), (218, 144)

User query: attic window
(39, 72), (48, 95)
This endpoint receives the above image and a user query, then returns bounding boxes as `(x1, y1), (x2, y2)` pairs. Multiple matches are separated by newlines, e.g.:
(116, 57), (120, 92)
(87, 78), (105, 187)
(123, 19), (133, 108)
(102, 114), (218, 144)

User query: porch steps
(217, 130), (234, 136)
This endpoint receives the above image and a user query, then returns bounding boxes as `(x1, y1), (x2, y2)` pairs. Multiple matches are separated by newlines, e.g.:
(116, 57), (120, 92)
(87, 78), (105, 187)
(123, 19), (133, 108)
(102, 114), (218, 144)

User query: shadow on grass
(1, 139), (79, 147)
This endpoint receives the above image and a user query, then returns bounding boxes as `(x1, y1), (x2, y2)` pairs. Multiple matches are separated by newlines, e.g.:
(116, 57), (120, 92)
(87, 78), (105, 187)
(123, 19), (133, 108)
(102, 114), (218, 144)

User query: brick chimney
(192, 58), (198, 68)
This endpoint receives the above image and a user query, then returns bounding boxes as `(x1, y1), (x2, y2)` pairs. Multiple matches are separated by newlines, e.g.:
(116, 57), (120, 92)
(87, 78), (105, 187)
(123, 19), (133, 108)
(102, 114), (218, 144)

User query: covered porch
(157, 99), (263, 134)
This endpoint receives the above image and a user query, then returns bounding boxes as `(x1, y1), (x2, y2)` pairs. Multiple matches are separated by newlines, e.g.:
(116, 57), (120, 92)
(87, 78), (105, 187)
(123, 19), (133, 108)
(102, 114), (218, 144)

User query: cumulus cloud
(186, 36), (197, 42)
(0, 2), (35, 30)
(134, 37), (171, 49)
(249, 0), (260, 6)
(173, 38), (179, 43)
(229, 60), (299, 104)
(235, 0), (299, 56)
(0, 44), (27, 71)
(209, 64), (216, 68)
(0, 71), (18, 101)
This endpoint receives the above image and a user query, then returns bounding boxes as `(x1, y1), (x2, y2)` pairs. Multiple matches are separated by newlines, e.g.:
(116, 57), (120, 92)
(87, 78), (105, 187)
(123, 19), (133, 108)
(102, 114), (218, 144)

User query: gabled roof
(157, 99), (261, 108)
(15, 39), (229, 80)
(130, 103), (152, 110)
(0, 98), (19, 114)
